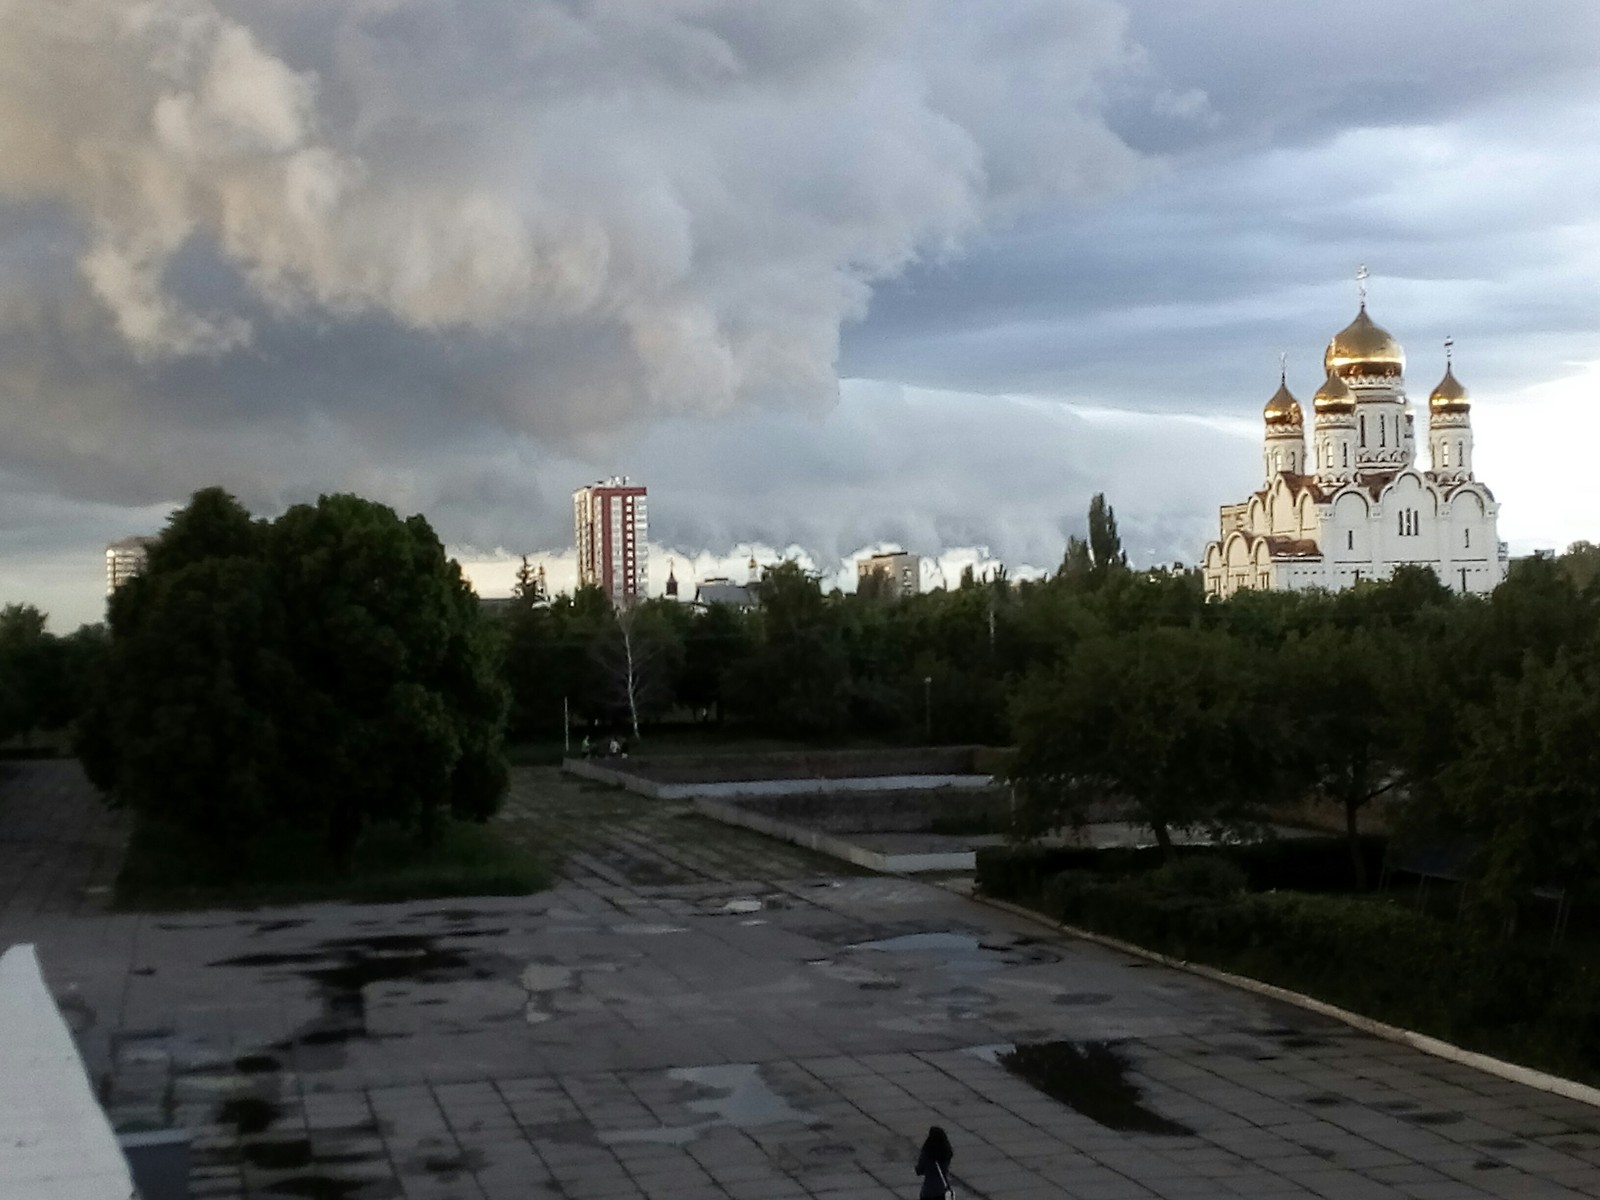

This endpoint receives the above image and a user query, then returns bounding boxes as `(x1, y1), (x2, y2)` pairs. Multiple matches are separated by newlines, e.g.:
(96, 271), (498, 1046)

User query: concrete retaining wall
(563, 757), (991, 804)
(0, 943), (136, 1200)
(692, 798), (976, 874)
(562, 757), (991, 873)
(602, 746), (983, 784)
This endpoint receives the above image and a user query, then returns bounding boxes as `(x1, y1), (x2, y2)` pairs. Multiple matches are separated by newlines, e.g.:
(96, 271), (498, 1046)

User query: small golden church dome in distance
(1430, 363), (1470, 414)
(1313, 368), (1356, 414)
(1263, 376), (1303, 428)
(1324, 305), (1405, 378)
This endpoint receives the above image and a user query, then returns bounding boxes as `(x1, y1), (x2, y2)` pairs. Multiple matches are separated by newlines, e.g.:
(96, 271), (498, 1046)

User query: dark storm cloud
(845, 1), (1600, 407)
(0, 0), (1141, 506)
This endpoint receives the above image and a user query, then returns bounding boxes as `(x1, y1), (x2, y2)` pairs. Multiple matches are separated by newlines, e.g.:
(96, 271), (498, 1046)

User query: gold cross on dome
(1444, 335), (1454, 365)
(1279, 351), (1287, 382)
(1356, 263), (1369, 307)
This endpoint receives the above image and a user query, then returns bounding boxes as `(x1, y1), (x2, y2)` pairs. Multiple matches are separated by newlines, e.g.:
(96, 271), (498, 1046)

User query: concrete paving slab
(5, 762), (1600, 1198)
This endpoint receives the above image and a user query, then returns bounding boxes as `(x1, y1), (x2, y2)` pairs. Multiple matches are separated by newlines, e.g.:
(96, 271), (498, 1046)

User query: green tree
(1438, 646), (1600, 923)
(1087, 492), (1127, 574)
(726, 561), (850, 735)
(681, 602), (753, 723)
(79, 489), (509, 864)
(1058, 536), (1093, 581)
(0, 604), (50, 742)
(1281, 622), (1404, 889)
(1008, 626), (1280, 855)
(593, 600), (685, 738)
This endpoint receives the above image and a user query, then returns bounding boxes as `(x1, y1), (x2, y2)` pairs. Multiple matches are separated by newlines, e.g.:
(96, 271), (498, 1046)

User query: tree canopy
(79, 489), (508, 862)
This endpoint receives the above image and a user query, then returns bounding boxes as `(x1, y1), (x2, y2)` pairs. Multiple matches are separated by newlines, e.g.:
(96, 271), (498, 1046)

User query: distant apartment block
(105, 536), (154, 594)
(573, 477), (648, 606)
(857, 551), (921, 599)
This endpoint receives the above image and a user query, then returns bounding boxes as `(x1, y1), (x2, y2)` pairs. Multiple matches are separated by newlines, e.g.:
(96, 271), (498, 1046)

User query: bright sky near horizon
(3, 1), (1598, 630)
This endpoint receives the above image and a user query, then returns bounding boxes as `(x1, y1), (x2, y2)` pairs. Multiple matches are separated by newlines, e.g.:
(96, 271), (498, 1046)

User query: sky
(3, 0), (1598, 630)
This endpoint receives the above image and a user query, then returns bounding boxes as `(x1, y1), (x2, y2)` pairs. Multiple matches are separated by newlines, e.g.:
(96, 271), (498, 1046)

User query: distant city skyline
(4, 2), (1599, 629)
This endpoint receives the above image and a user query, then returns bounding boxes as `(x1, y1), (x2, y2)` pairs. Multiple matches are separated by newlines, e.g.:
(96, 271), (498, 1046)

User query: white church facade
(1203, 293), (1506, 599)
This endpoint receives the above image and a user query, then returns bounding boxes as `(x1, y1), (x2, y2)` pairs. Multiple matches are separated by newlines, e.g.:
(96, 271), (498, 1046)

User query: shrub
(1023, 869), (1600, 1084)
(975, 834), (1390, 906)
(1147, 856), (1248, 900)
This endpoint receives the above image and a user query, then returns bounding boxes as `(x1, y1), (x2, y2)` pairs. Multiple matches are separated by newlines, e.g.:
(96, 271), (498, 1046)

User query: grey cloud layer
(3, 1), (1598, 629)
(846, 1), (1600, 407)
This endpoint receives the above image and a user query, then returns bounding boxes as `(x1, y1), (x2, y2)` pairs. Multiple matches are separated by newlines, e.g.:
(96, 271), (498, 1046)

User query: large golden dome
(1324, 306), (1405, 378)
(1263, 377), (1303, 428)
(1313, 369), (1356, 415)
(1429, 364), (1470, 414)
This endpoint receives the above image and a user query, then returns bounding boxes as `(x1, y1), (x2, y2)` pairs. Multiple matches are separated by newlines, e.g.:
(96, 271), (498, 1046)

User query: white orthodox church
(1202, 288), (1505, 598)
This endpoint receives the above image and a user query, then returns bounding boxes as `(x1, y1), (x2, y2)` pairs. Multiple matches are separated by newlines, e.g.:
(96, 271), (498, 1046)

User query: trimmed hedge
(975, 835), (1388, 901)
(1017, 868), (1600, 1086)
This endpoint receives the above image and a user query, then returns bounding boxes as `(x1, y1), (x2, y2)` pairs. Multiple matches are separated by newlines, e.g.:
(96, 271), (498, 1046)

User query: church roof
(1262, 535), (1323, 559)
(1325, 305), (1405, 379)
(1253, 473), (1327, 505)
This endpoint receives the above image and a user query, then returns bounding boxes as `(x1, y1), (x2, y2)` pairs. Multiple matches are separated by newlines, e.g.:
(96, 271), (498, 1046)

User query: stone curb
(957, 886), (1600, 1113)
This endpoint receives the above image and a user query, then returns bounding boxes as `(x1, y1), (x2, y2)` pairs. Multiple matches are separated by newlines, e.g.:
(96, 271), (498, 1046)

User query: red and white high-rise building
(573, 477), (648, 606)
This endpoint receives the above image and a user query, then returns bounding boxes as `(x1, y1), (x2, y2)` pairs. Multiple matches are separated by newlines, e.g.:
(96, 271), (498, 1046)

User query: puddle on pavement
(998, 1041), (1193, 1136)
(258, 1178), (400, 1199)
(610, 923), (687, 935)
(220, 1095), (281, 1136)
(248, 919), (311, 935)
(1478, 1137), (1525, 1151)
(1054, 992), (1113, 1006)
(847, 929), (1058, 974)
(926, 986), (991, 1021)
(243, 1137), (315, 1170)
(211, 933), (513, 1066)
(1409, 1111), (1465, 1126)
(1303, 1094), (1343, 1108)
(599, 1062), (817, 1146)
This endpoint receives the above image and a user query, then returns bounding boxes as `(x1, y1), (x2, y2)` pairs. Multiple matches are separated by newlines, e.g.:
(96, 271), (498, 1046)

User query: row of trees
(8, 483), (1599, 917)
(0, 604), (105, 747)
(1008, 544), (1600, 915)
(495, 495), (1164, 744)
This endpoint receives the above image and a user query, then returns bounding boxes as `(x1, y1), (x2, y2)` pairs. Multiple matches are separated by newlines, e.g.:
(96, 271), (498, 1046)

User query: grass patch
(115, 814), (551, 910)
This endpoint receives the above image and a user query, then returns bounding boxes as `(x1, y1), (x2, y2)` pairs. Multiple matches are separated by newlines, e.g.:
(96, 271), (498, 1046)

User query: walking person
(915, 1125), (954, 1199)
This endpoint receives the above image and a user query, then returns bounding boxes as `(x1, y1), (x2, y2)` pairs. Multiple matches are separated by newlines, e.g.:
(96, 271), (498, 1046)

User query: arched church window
(1347, 530), (1354, 550)
(1379, 416), (1386, 447)
(1457, 439), (1464, 466)
(1359, 415), (1366, 447)
(1441, 442), (1449, 467)
(1464, 528), (1470, 548)
(1342, 444), (1349, 468)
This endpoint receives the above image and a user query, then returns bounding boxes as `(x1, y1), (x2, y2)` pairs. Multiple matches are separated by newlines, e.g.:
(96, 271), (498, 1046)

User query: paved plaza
(5, 760), (1600, 1199)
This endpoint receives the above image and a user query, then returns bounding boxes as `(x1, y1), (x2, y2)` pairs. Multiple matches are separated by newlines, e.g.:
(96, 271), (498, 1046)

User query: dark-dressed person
(915, 1125), (953, 1198)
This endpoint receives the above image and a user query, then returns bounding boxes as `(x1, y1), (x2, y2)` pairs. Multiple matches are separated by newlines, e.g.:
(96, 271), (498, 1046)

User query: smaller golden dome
(1324, 306), (1405, 378)
(1263, 377), (1303, 428)
(1429, 364), (1470, 414)
(1313, 369), (1356, 415)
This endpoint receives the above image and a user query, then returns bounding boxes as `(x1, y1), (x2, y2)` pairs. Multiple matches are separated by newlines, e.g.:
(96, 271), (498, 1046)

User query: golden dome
(1263, 377), (1303, 428)
(1324, 306), (1405, 378)
(1429, 364), (1470, 414)
(1313, 370), (1356, 415)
